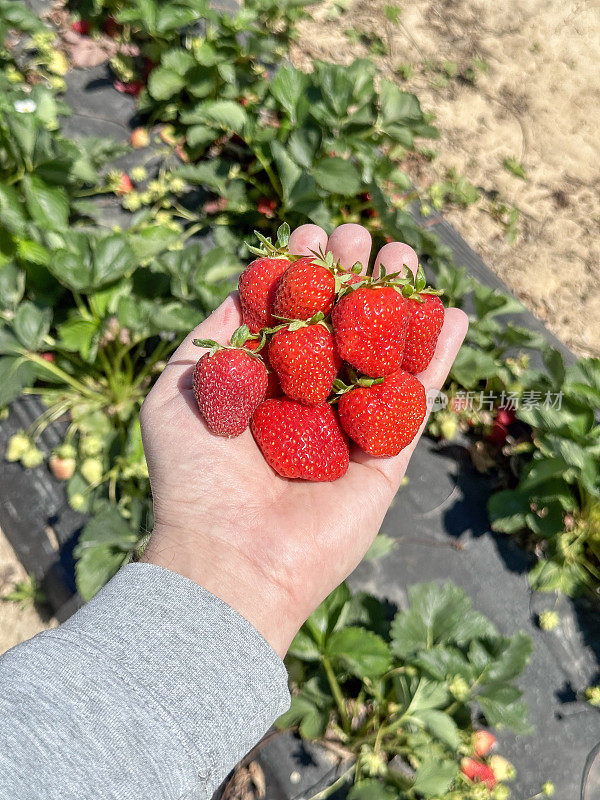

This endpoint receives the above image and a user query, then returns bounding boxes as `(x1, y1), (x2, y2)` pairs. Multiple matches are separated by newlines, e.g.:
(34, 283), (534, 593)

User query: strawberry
(473, 730), (497, 757)
(271, 253), (337, 321)
(332, 286), (410, 377)
(193, 326), (268, 437)
(130, 127), (150, 148)
(251, 399), (349, 481)
(496, 406), (516, 427)
(239, 224), (294, 332)
(257, 196), (277, 217)
(488, 755), (515, 781)
(114, 80), (144, 96)
(268, 318), (341, 405)
(401, 292), (445, 374)
(71, 19), (90, 35)
(461, 758), (497, 790)
(487, 420), (509, 446)
(41, 352), (55, 362)
(239, 257), (290, 332)
(49, 453), (76, 481)
(338, 370), (426, 457)
(115, 173), (133, 194)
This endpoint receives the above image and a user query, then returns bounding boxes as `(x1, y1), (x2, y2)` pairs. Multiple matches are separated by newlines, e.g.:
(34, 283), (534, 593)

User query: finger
(152, 294), (243, 393)
(288, 224), (328, 256)
(352, 307), (469, 487)
(326, 223), (372, 272)
(373, 241), (419, 280)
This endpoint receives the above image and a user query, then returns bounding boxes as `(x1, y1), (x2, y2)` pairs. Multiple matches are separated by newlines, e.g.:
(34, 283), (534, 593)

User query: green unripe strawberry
(81, 457), (103, 485)
(6, 432), (31, 462)
(21, 446), (44, 469)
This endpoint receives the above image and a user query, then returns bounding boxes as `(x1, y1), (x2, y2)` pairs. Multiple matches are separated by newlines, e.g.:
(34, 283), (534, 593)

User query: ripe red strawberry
(332, 286), (410, 377)
(401, 293), (445, 374)
(269, 321), (341, 405)
(115, 174), (133, 194)
(257, 197), (277, 217)
(239, 224), (295, 332)
(239, 257), (290, 332)
(114, 80), (144, 96)
(251, 399), (349, 481)
(473, 730), (497, 757)
(193, 330), (268, 437)
(460, 758), (497, 790)
(487, 420), (509, 446)
(496, 406), (516, 427)
(271, 256), (336, 321)
(338, 370), (426, 457)
(71, 19), (90, 35)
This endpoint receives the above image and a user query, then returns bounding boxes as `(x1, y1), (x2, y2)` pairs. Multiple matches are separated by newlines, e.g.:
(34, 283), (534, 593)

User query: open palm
(140, 223), (468, 656)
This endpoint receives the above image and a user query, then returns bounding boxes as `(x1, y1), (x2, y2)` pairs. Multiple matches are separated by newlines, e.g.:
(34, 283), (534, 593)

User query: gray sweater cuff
(0, 562), (290, 800)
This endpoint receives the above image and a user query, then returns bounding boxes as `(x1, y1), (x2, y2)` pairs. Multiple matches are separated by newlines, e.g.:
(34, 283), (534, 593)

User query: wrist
(140, 524), (301, 658)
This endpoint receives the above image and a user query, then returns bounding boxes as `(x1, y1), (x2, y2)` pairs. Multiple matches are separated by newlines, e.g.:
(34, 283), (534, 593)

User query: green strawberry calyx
(330, 369), (385, 400)
(308, 248), (364, 294)
(264, 311), (332, 335)
(193, 324), (267, 358)
(336, 262), (443, 303)
(246, 222), (297, 260)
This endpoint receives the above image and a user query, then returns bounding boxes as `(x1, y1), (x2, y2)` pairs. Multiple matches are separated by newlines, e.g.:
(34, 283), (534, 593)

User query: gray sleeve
(0, 562), (290, 800)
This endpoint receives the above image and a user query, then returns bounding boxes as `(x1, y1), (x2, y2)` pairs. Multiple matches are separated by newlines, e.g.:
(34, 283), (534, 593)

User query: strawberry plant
(488, 353), (600, 598)
(278, 581), (533, 799)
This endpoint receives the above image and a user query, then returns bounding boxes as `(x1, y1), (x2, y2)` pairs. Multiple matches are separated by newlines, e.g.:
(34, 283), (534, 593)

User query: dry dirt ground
(293, 0), (600, 357)
(0, 529), (55, 656)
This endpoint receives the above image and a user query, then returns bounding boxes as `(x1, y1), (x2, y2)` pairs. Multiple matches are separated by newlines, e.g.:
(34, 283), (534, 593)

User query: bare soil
(0, 529), (55, 656)
(292, 0), (600, 357)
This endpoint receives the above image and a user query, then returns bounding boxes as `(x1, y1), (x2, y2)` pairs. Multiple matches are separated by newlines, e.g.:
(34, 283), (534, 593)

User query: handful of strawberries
(193, 224), (445, 482)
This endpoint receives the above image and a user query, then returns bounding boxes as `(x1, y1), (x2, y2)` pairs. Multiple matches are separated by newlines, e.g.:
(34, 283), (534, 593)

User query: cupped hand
(140, 223), (468, 657)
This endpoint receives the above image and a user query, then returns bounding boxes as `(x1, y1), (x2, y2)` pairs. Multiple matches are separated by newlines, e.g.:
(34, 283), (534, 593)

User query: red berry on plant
(251, 399), (349, 481)
(487, 420), (509, 445)
(49, 454), (76, 481)
(268, 319), (341, 405)
(496, 406), (516, 427)
(461, 758), (497, 790)
(71, 19), (90, 35)
(473, 730), (497, 757)
(41, 352), (55, 362)
(257, 197), (277, 217)
(114, 80), (144, 96)
(115, 174), (133, 194)
(338, 370), (426, 457)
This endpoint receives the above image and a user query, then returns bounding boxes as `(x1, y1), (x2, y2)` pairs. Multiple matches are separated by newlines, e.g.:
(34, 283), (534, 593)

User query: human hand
(139, 223), (468, 658)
